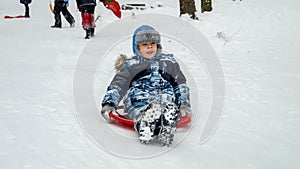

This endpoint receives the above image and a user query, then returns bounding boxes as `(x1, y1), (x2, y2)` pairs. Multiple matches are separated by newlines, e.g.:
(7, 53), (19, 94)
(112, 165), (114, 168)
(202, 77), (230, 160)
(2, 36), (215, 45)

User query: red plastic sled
(109, 111), (191, 129)
(104, 0), (122, 18)
(4, 15), (25, 19)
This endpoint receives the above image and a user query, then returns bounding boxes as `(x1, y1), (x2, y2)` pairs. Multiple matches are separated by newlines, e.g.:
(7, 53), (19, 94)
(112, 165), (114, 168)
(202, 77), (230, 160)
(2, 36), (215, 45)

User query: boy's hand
(179, 105), (192, 125)
(179, 105), (192, 117)
(101, 104), (116, 122)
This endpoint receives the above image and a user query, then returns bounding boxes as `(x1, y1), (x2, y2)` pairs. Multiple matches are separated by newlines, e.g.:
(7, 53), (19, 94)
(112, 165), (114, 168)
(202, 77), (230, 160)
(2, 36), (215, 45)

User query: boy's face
(137, 42), (158, 59)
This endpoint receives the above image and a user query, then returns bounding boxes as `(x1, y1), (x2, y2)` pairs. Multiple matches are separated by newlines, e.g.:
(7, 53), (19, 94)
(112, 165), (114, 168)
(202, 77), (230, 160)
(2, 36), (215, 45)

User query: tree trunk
(201, 0), (213, 13)
(179, 0), (197, 19)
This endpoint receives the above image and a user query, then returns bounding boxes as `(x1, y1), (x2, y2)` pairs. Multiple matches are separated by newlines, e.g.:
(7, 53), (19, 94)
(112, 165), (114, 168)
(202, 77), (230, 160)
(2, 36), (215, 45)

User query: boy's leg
(158, 103), (180, 146)
(135, 101), (162, 144)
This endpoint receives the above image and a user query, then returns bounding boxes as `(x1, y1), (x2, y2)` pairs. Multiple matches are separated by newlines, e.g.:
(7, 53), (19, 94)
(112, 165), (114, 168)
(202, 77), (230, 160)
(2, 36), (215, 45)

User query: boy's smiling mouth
(146, 50), (155, 55)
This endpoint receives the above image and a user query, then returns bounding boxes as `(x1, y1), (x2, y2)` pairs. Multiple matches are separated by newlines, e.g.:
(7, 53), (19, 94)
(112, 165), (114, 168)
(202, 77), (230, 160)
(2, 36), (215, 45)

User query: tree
(201, 0), (212, 13)
(179, 0), (198, 20)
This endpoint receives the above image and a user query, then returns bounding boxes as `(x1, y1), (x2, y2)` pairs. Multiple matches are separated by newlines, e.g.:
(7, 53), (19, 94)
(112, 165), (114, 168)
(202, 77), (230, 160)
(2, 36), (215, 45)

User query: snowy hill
(1, 0), (300, 169)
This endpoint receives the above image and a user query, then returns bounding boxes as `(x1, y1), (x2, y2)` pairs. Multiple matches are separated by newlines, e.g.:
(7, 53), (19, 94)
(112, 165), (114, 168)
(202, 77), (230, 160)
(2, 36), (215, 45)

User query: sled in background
(121, 3), (163, 10)
(104, 0), (122, 18)
(4, 15), (26, 19)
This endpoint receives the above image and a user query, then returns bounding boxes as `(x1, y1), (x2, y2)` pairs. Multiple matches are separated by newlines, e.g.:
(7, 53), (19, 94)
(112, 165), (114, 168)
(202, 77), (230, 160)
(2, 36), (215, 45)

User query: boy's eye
(141, 43), (156, 46)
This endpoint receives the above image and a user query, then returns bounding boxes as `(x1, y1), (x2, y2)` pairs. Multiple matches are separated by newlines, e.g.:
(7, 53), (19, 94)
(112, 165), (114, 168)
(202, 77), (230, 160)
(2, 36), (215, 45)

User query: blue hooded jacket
(132, 25), (155, 56)
(102, 25), (191, 120)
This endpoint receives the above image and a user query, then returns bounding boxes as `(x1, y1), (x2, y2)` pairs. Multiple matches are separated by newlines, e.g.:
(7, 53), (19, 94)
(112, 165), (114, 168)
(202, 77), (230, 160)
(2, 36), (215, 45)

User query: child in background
(20, 0), (31, 18)
(100, 25), (192, 146)
(75, 0), (97, 39)
(51, 0), (75, 28)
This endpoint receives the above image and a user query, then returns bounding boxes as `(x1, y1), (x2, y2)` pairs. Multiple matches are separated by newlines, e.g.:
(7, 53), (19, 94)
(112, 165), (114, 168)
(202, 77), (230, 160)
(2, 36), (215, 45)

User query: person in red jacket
(76, 0), (99, 39)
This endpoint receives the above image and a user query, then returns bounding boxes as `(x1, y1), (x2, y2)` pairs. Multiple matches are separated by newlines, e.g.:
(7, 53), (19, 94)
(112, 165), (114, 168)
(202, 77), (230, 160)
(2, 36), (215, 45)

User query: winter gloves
(179, 105), (192, 117)
(179, 105), (192, 124)
(101, 104), (116, 122)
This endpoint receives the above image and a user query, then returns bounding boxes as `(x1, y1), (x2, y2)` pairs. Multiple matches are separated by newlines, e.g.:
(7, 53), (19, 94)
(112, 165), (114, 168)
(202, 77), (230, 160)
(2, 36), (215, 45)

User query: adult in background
(51, 0), (75, 28)
(20, 0), (32, 18)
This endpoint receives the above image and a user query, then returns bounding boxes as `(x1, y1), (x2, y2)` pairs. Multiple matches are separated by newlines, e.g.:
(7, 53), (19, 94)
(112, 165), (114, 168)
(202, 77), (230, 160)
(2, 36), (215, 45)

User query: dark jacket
(76, 0), (96, 9)
(20, 0), (32, 4)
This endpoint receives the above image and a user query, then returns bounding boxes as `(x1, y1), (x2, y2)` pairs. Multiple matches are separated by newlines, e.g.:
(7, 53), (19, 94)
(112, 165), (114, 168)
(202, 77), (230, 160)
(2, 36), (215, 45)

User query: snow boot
(90, 28), (95, 37)
(51, 24), (61, 28)
(158, 103), (180, 146)
(70, 21), (75, 28)
(24, 11), (30, 18)
(136, 101), (162, 144)
(85, 29), (90, 39)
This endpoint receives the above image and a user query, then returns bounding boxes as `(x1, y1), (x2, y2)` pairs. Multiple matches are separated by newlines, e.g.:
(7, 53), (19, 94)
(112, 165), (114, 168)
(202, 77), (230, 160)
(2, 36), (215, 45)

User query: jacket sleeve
(174, 83), (191, 108)
(101, 64), (134, 108)
(169, 61), (191, 108)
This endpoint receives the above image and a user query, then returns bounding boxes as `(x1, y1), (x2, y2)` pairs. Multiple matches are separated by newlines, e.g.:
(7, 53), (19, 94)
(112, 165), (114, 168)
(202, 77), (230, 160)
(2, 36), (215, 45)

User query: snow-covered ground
(1, 0), (299, 169)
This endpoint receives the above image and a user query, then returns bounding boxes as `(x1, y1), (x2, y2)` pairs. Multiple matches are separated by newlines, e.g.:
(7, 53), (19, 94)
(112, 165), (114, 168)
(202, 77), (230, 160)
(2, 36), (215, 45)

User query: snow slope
(1, 0), (300, 169)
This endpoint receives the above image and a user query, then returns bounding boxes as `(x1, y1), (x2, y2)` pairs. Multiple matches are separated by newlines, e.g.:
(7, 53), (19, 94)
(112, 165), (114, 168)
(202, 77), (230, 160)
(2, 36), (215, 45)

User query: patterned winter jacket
(102, 27), (191, 120)
(102, 53), (191, 120)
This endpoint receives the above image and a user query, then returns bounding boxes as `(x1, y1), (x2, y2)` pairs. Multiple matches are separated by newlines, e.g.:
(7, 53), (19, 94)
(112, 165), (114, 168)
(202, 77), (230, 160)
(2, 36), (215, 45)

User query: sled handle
(109, 111), (134, 126)
(109, 111), (191, 128)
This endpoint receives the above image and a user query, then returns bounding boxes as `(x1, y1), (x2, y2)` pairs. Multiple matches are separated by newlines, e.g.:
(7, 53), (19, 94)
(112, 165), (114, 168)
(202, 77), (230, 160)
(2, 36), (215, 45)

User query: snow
(1, 0), (300, 169)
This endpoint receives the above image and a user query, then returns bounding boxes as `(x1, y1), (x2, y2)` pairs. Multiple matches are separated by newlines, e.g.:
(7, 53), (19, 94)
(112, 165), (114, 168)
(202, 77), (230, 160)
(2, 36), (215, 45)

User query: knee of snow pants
(81, 13), (96, 30)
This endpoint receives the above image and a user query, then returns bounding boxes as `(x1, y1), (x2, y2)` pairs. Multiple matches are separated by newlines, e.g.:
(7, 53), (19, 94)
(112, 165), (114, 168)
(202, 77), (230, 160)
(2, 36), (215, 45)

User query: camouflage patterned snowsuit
(101, 27), (191, 122)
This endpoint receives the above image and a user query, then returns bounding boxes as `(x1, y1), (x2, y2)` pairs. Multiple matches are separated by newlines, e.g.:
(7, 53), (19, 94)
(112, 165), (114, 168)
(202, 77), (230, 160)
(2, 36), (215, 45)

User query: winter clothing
(101, 25), (191, 146)
(101, 25), (191, 121)
(132, 25), (158, 55)
(135, 30), (161, 45)
(20, 0), (31, 17)
(20, 0), (32, 3)
(101, 104), (115, 122)
(76, 0), (97, 39)
(52, 0), (75, 28)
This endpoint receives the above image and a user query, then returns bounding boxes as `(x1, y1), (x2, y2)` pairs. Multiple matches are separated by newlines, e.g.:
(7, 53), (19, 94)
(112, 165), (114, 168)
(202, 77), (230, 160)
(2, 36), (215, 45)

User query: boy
(101, 25), (192, 146)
